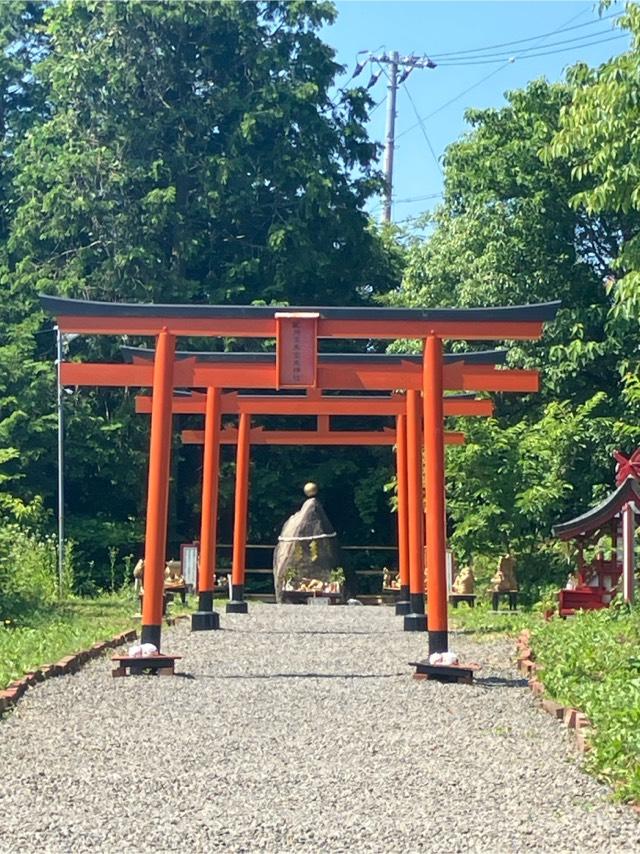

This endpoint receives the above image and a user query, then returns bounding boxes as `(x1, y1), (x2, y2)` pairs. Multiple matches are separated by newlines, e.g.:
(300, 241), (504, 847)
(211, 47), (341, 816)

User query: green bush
(533, 603), (640, 802)
(0, 525), (72, 621)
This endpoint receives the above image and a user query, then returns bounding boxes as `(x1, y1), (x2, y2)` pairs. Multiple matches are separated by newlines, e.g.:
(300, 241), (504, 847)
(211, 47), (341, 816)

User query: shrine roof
(551, 476), (640, 541)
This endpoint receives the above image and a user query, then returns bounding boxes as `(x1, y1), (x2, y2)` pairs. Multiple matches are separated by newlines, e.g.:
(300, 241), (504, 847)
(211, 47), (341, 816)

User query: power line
(401, 81), (442, 176)
(394, 193), (442, 204)
(436, 32), (628, 66)
(396, 60), (513, 141)
(395, 6), (609, 140)
(395, 30), (626, 140)
(429, 11), (621, 59)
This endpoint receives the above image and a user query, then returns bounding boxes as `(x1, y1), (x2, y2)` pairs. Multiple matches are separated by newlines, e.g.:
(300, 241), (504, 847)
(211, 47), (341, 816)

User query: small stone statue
(452, 565), (475, 595)
(133, 558), (144, 592)
(383, 567), (400, 589)
(490, 553), (518, 592)
(164, 560), (183, 586)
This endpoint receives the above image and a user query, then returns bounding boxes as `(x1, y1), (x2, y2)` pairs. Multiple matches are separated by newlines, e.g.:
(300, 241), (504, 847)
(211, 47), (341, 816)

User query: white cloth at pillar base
(128, 643), (158, 658)
(429, 652), (459, 666)
(273, 497), (340, 603)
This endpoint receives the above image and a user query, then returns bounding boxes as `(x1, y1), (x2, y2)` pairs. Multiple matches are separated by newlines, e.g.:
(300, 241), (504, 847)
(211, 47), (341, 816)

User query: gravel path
(0, 604), (638, 853)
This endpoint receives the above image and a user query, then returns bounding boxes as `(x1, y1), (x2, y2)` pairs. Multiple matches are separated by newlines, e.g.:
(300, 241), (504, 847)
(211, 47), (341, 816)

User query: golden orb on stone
(303, 482), (318, 497)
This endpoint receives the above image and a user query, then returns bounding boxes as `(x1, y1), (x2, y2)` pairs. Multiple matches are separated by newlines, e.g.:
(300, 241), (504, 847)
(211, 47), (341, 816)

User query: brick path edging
(0, 612), (191, 716)
(518, 628), (640, 814)
(516, 629), (591, 754)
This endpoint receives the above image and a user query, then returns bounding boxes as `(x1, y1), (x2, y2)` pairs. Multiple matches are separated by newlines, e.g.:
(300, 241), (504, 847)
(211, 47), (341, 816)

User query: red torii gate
(134, 386), (488, 627)
(109, 350), (507, 632)
(42, 295), (559, 662)
(180, 421), (464, 617)
(86, 348), (510, 632)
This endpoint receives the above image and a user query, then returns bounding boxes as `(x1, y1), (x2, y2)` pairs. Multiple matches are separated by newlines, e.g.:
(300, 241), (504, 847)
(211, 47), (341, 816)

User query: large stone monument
(272, 483), (340, 602)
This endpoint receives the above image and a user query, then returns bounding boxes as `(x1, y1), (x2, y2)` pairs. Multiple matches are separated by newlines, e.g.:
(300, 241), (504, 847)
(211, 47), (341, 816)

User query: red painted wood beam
(61, 361), (537, 393)
(181, 428), (466, 446)
(50, 314), (549, 341)
(134, 393), (494, 418)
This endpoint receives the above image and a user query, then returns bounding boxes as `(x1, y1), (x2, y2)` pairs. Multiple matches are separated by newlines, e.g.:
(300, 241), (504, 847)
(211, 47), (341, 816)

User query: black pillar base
(191, 610), (220, 631)
(428, 629), (448, 654)
(226, 583), (247, 614)
(198, 590), (214, 612)
(395, 585), (410, 615)
(226, 600), (248, 614)
(141, 624), (162, 650)
(404, 613), (427, 632)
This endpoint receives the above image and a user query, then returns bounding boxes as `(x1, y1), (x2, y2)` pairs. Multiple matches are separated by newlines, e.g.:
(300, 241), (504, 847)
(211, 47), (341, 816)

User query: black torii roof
(41, 295), (560, 323)
(551, 476), (640, 541)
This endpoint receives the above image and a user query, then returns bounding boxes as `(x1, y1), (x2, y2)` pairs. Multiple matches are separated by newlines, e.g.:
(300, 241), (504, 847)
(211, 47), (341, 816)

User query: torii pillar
(395, 413), (411, 616)
(404, 389), (427, 631)
(191, 387), (222, 631)
(424, 335), (448, 653)
(141, 329), (175, 650)
(227, 412), (251, 614)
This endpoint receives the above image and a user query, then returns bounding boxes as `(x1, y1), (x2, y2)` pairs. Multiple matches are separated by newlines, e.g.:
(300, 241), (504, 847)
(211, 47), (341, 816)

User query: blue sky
(322, 1), (631, 225)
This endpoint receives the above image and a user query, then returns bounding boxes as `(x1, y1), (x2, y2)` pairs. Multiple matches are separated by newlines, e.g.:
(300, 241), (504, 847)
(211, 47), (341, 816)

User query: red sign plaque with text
(275, 312), (319, 389)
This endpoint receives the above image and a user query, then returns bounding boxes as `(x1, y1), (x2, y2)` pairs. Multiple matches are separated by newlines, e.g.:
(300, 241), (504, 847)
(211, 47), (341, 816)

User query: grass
(532, 602), (640, 803)
(449, 600), (541, 636)
(0, 591), (140, 690)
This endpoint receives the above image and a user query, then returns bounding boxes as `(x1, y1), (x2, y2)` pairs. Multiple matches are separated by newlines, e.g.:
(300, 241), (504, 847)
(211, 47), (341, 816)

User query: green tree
(9, 0), (389, 307)
(390, 77), (640, 567)
(0, 1), (404, 582)
(546, 4), (640, 397)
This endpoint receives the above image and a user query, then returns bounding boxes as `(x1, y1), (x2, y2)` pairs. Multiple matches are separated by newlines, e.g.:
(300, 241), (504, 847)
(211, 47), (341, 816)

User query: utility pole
(56, 327), (78, 596)
(365, 52), (436, 224)
(382, 51), (399, 225)
(56, 325), (65, 595)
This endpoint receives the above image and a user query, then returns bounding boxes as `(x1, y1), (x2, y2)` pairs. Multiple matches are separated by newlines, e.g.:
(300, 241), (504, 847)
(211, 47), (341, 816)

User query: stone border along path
(0, 605), (638, 853)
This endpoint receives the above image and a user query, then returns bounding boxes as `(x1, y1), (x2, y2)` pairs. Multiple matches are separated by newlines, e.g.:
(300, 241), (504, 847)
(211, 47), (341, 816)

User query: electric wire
(435, 32), (627, 66)
(429, 11), (621, 59)
(401, 81), (443, 176)
(396, 60), (512, 140)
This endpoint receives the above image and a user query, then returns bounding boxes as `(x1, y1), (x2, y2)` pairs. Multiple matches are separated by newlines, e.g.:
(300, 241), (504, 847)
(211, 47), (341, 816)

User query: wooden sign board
(275, 312), (319, 389)
(180, 543), (199, 589)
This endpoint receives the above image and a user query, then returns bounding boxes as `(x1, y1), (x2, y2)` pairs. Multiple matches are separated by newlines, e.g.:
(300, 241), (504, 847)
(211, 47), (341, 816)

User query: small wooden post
(623, 503), (635, 604)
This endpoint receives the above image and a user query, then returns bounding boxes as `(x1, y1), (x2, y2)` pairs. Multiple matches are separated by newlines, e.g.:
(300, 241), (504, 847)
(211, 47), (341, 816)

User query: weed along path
(0, 606), (638, 853)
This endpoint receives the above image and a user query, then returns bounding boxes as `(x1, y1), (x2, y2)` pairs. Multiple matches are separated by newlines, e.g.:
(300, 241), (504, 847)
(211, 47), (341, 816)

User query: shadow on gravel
(195, 671), (407, 680)
(226, 629), (399, 636)
(475, 675), (528, 689)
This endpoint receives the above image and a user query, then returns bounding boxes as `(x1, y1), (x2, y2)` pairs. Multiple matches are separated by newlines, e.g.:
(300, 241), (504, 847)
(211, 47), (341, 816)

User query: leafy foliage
(0, 0), (402, 576)
(545, 5), (640, 397)
(390, 78), (640, 573)
(533, 604), (640, 802)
